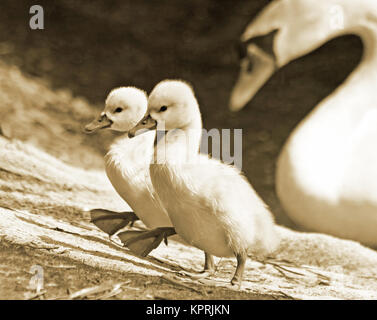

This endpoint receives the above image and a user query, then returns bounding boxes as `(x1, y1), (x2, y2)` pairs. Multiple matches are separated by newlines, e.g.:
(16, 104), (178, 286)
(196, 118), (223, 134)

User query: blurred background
(0, 0), (363, 228)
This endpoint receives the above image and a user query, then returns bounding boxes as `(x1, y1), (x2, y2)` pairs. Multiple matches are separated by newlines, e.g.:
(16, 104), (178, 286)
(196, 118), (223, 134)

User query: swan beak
(229, 43), (277, 112)
(83, 113), (113, 134)
(128, 114), (157, 138)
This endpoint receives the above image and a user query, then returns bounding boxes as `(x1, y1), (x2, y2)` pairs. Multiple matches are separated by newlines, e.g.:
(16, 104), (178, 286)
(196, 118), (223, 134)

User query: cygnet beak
(83, 113), (113, 134)
(128, 114), (157, 138)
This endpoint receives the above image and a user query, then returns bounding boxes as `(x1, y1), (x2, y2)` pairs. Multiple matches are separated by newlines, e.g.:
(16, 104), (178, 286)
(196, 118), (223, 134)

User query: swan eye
(159, 106), (168, 112)
(114, 107), (123, 113)
(246, 58), (253, 73)
(237, 42), (247, 60)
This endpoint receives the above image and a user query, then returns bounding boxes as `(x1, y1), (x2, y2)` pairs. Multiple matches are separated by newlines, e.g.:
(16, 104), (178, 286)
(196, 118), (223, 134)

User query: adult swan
(229, 0), (377, 246)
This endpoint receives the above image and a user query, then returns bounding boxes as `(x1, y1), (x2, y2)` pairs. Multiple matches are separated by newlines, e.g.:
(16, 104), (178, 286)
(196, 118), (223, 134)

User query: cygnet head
(84, 87), (147, 134)
(128, 80), (201, 137)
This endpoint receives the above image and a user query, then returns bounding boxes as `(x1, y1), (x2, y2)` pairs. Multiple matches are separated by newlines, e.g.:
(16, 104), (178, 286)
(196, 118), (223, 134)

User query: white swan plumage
(230, 0), (377, 246)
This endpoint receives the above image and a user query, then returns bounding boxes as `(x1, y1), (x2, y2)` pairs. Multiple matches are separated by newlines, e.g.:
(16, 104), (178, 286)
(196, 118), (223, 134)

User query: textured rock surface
(1, 136), (377, 299)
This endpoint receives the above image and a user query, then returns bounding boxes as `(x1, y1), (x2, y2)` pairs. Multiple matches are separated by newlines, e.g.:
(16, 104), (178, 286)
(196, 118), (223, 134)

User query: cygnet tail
(249, 213), (281, 260)
(261, 223), (280, 255)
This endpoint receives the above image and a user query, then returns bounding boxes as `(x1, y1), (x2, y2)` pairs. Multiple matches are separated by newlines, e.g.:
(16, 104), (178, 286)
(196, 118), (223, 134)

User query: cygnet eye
(114, 107), (123, 113)
(159, 106), (168, 112)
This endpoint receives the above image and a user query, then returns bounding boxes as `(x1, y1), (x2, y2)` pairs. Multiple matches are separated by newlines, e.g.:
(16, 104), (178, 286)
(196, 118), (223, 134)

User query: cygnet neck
(154, 112), (203, 165)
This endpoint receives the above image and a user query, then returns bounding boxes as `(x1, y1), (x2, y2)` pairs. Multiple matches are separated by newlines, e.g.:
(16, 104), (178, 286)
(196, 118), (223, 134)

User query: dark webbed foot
(118, 227), (176, 257)
(230, 253), (246, 288)
(90, 209), (139, 236)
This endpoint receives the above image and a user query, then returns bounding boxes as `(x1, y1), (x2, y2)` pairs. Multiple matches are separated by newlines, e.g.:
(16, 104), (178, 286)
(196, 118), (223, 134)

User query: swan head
(128, 80), (200, 137)
(229, 0), (365, 111)
(84, 87), (147, 134)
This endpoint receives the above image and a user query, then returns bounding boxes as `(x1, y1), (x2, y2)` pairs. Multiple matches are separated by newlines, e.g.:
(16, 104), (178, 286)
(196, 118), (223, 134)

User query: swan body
(150, 157), (279, 258)
(230, 0), (377, 246)
(104, 131), (172, 228)
(132, 80), (279, 284)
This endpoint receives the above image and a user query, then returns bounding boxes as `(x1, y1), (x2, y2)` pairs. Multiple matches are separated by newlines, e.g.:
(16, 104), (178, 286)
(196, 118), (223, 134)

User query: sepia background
(1, 0), (375, 300)
(0, 0), (363, 227)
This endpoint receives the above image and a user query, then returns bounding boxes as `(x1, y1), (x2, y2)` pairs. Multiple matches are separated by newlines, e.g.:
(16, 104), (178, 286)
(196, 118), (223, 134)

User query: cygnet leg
(177, 252), (215, 280)
(90, 209), (139, 236)
(204, 252), (215, 272)
(231, 253), (246, 287)
(118, 227), (177, 257)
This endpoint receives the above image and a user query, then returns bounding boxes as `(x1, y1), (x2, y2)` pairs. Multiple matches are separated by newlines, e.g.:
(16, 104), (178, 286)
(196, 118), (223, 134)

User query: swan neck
(349, 22), (377, 80)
